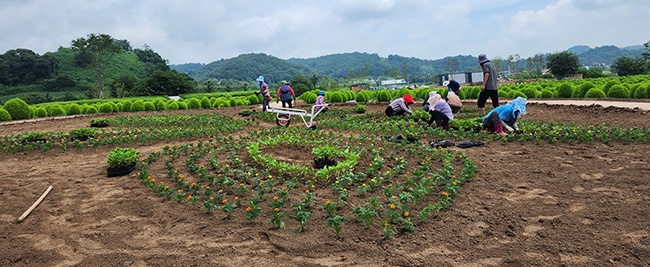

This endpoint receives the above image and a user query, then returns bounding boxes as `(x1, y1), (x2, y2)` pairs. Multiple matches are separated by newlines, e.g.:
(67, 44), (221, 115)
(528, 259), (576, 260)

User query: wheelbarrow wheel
(276, 114), (290, 127)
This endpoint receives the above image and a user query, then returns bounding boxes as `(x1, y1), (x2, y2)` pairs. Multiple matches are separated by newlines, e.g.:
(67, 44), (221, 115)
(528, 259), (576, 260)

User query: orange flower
(452, 181), (457, 186)
(389, 204), (396, 209)
(205, 185), (210, 189)
(325, 200), (331, 205)
(191, 182), (196, 187)
(274, 208), (279, 212)
(441, 191), (448, 196)
(164, 185), (169, 189)
(187, 195), (192, 200)
(222, 199), (228, 203)
(218, 189), (223, 194)
(273, 195), (279, 201)
(305, 190), (310, 193)
(209, 196), (214, 200)
(404, 212), (409, 217)
(235, 196), (239, 200)
(246, 206), (252, 212)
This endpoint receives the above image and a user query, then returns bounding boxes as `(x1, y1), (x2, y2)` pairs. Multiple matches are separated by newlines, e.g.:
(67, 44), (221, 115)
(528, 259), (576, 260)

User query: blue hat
(510, 97), (527, 117)
(256, 76), (264, 82)
(319, 90), (325, 95)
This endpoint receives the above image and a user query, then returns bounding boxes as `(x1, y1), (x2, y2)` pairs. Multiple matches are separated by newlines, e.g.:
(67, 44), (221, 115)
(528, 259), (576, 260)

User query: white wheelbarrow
(267, 104), (328, 127)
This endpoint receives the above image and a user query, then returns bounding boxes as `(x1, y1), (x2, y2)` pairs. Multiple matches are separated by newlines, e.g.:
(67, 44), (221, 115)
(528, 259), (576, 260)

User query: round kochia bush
(0, 108), (11, 121)
(66, 103), (82, 115)
(130, 100), (146, 112)
(2, 98), (31, 120)
(606, 85), (629, 98)
(556, 83), (574, 98)
(584, 88), (606, 98)
(48, 104), (67, 117)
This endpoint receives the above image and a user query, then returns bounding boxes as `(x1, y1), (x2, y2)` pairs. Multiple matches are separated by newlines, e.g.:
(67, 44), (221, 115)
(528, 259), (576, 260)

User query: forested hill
(572, 45), (644, 66)
(185, 53), (315, 84)
(172, 45), (646, 83)
(176, 52), (480, 84)
(287, 53), (478, 83)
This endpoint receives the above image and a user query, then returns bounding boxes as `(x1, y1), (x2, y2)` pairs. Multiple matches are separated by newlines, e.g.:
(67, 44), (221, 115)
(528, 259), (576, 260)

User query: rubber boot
(494, 123), (508, 135)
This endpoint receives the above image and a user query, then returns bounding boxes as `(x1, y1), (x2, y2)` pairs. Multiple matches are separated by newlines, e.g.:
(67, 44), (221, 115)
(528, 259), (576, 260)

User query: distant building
(380, 79), (407, 89)
(436, 72), (484, 86)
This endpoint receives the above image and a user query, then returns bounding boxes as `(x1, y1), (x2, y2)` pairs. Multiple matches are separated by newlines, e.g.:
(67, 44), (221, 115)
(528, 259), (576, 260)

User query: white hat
(442, 81), (450, 87)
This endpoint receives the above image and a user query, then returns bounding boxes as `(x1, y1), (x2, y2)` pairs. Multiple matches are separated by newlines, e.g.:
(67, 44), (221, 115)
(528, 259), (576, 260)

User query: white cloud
(0, 0), (647, 64)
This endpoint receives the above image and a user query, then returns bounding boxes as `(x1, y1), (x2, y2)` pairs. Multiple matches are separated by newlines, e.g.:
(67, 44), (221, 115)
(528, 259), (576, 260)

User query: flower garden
(2, 99), (648, 242)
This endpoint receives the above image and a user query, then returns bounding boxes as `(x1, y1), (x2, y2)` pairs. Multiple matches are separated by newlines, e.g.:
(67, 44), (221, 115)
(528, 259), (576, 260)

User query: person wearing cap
(482, 96), (527, 135)
(276, 80), (296, 108)
(425, 91), (454, 129)
(255, 76), (271, 112)
(315, 90), (328, 112)
(445, 80), (463, 113)
(477, 54), (499, 115)
(385, 94), (414, 117)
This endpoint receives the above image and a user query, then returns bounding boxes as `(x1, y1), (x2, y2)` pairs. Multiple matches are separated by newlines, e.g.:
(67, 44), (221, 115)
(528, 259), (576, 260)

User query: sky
(1, 0), (649, 65)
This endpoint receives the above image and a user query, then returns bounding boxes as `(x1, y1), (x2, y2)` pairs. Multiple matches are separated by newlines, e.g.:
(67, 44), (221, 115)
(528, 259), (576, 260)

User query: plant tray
(107, 162), (136, 177)
(90, 123), (109, 128)
(313, 158), (337, 169)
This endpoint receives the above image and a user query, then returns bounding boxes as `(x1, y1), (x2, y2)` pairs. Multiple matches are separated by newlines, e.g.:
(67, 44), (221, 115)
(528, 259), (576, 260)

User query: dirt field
(1, 100), (649, 267)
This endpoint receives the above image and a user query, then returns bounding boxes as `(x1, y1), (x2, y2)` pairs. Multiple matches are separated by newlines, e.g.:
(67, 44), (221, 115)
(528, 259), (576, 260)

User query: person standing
(477, 54), (499, 115)
(255, 76), (271, 112)
(276, 81), (296, 108)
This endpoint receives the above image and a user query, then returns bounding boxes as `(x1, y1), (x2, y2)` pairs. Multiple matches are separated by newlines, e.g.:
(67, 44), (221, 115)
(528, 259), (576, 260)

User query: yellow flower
(209, 197), (214, 200)
(274, 208), (279, 212)
(268, 175), (273, 179)
(235, 196), (239, 200)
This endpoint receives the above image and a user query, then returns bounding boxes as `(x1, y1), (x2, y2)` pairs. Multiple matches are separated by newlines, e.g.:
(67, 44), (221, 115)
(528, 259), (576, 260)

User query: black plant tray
(69, 135), (91, 142)
(313, 158), (337, 169)
(90, 123), (109, 128)
(107, 162), (136, 177)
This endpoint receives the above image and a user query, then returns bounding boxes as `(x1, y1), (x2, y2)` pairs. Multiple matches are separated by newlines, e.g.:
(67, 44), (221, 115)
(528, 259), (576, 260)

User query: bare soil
(1, 101), (649, 267)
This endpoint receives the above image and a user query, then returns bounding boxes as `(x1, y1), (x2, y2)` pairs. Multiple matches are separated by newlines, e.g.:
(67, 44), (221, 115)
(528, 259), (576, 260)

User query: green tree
(71, 33), (124, 99)
(546, 51), (580, 80)
(611, 56), (647, 76)
(526, 53), (545, 77)
(643, 40), (650, 62)
(137, 70), (196, 96)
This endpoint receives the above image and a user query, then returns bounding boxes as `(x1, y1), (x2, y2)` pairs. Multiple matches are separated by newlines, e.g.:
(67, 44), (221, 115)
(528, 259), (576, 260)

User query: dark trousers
(262, 98), (270, 111)
(478, 90), (499, 108)
(482, 112), (501, 130)
(385, 106), (405, 117)
(281, 99), (293, 108)
(427, 110), (450, 128)
(450, 105), (461, 113)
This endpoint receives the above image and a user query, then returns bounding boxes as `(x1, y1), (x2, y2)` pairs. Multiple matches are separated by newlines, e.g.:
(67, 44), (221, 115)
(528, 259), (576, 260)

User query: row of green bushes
(0, 94), (265, 122)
